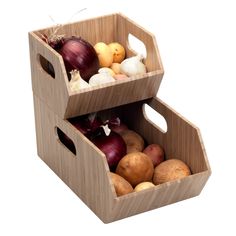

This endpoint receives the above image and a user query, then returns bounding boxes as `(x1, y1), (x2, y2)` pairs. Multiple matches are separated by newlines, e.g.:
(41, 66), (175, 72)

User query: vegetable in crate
(110, 63), (121, 74)
(69, 70), (90, 92)
(120, 129), (145, 153)
(98, 67), (115, 77)
(134, 182), (155, 192)
(106, 117), (128, 134)
(120, 54), (146, 76)
(91, 125), (126, 170)
(68, 113), (102, 137)
(153, 159), (191, 185)
(143, 144), (165, 167)
(89, 69), (115, 86)
(110, 172), (133, 196)
(94, 42), (113, 67)
(116, 152), (154, 187)
(113, 74), (129, 80)
(108, 42), (126, 63)
(46, 35), (99, 81)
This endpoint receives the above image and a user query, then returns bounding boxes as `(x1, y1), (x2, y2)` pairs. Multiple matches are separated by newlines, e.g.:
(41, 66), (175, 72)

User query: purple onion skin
(91, 131), (127, 170)
(68, 115), (103, 137)
(58, 37), (99, 81)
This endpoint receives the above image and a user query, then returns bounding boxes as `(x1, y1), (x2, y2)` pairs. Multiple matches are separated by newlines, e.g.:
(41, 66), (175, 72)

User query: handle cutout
(128, 34), (147, 58)
(38, 54), (55, 78)
(55, 127), (76, 155)
(143, 104), (167, 133)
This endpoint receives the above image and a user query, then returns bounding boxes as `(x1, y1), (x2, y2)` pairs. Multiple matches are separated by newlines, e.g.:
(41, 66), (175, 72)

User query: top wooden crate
(28, 13), (164, 119)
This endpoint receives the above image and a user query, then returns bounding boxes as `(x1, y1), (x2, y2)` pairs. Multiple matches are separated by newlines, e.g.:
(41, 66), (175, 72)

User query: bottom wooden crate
(33, 95), (211, 223)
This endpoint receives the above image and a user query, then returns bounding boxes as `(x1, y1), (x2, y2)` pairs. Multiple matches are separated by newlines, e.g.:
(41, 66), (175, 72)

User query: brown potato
(116, 152), (154, 187)
(153, 159), (191, 185)
(143, 144), (165, 167)
(134, 182), (155, 192)
(120, 130), (145, 154)
(110, 172), (133, 197)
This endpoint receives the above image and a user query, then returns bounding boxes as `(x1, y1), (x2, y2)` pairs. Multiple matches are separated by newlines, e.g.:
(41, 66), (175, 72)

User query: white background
(0, 0), (235, 235)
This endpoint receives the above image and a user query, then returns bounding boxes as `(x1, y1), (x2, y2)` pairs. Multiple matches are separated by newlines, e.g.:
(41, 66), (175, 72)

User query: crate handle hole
(143, 104), (167, 133)
(38, 54), (55, 78)
(128, 34), (147, 58)
(55, 127), (76, 155)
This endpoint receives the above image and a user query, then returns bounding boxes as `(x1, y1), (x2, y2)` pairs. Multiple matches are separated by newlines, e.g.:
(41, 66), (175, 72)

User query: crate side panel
(33, 95), (115, 221)
(112, 98), (209, 174)
(29, 33), (69, 118)
(109, 171), (210, 222)
(65, 73), (163, 118)
(117, 14), (163, 72)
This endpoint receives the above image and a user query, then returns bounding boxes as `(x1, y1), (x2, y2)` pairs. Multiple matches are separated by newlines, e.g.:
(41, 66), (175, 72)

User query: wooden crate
(29, 13), (164, 119)
(33, 95), (211, 223)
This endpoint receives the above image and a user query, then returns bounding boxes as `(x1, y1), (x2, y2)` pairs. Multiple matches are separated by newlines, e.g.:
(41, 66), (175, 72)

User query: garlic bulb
(89, 71), (115, 86)
(120, 54), (146, 76)
(69, 70), (90, 92)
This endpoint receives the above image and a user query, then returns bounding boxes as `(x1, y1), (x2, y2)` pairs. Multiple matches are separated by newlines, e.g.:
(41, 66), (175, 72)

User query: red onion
(46, 35), (99, 81)
(91, 126), (127, 170)
(106, 117), (128, 134)
(68, 114), (102, 137)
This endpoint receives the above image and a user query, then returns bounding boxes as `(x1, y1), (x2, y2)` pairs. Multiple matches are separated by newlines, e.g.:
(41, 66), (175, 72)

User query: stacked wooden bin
(29, 13), (211, 223)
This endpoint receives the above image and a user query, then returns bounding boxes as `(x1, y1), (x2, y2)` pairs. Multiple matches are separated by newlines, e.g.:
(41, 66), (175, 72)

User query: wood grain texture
(29, 13), (164, 119)
(33, 95), (116, 221)
(33, 95), (211, 223)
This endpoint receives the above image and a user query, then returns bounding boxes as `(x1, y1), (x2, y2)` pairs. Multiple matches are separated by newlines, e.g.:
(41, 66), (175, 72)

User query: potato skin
(110, 172), (133, 197)
(143, 144), (165, 167)
(120, 130), (145, 154)
(153, 159), (191, 185)
(134, 182), (155, 192)
(116, 152), (154, 187)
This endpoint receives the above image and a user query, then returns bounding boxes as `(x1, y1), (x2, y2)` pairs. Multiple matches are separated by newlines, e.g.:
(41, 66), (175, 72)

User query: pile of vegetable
(59, 114), (191, 197)
(43, 34), (147, 91)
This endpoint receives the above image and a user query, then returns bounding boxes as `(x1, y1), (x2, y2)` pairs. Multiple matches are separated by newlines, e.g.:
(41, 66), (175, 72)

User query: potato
(153, 159), (191, 185)
(110, 172), (133, 197)
(134, 182), (155, 192)
(143, 144), (165, 167)
(110, 63), (121, 74)
(116, 152), (154, 187)
(94, 42), (113, 67)
(120, 130), (145, 154)
(108, 42), (126, 63)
